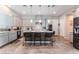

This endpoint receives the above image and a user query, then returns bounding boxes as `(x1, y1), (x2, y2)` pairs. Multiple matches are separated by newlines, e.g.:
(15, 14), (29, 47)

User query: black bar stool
(52, 31), (55, 42)
(45, 32), (53, 45)
(31, 32), (35, 45)
(41, 32), (45, 45)
(23, 32), (32, 46)
(34, 32), (41, 46)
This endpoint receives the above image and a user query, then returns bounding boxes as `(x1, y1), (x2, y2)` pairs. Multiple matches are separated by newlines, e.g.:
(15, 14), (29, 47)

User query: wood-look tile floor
(0, 36), (79, 54)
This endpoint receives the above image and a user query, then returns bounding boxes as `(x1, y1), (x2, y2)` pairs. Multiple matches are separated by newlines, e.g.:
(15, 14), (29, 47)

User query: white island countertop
(23, 30), (54, 33)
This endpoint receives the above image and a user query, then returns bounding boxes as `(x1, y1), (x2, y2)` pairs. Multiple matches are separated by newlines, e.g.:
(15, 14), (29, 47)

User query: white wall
(59, 15), (67, 37)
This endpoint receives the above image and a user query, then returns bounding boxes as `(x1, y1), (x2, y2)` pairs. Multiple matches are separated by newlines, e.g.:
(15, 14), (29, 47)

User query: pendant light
(52, 5), (56, 14)
(38, 5), (42, 23)
(48, 20), (50, 23)
(30, 5), (33, 23)
(30, 19), (33, 23)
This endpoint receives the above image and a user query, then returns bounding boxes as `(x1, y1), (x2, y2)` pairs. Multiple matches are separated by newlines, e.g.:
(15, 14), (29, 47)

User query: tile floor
(0, 36), (79, 54)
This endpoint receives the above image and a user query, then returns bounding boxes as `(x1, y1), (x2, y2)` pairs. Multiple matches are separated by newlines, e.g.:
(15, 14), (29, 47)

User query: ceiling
(9, 5), (78, 17)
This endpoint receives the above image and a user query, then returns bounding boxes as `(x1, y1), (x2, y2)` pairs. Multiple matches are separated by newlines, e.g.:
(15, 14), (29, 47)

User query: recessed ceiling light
(22, 11), (26, 15)
(48, 20), (50, 23)
(53, 11), (56, 14)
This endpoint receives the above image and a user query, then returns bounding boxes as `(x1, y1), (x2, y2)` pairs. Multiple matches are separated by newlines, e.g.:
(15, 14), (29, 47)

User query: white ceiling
(9, 5), (78, 17)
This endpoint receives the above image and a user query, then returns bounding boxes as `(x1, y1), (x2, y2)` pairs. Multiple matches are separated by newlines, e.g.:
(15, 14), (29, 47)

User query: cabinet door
(7, 16), (12, 27)
(0, 12), (14, 27)
(12, 31), (17, 40)
(13, 17), (18, 27)
(8, 31), (17, 42)
(0, 12), (7, 26)
(9, 16), (14, 27)
(8, 32), (13, 42)
(0, 36), (8, 47)
(11, 33), (17, 41)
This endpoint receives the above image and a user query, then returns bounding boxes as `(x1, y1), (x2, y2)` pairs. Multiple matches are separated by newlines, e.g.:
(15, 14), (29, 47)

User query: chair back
(23, 32), (32, 37)
(34, 32), (41, 37)
(45, 32), (53, 37)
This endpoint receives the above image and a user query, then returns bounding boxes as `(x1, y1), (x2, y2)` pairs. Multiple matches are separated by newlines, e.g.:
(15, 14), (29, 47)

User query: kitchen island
(23, 31), (55, 46)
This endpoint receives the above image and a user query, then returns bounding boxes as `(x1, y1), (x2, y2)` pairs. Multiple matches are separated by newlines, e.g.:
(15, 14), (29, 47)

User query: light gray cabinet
(8, 31), (17, 42)
(0, 32), (9, 47)
(0, 31), (17, 47)
(0, 36), (8, 47)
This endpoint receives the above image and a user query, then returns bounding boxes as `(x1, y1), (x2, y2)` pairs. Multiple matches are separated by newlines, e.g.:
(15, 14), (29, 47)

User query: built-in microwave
(74, 26), (79, 34)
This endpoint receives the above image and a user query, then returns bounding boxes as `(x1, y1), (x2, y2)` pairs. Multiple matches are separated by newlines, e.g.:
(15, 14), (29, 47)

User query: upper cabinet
(0, 11), (21, 28)
(0, 12), (9, 27)
(0, 12), (14, 27)
(13, 17), (18, 27)
(13, 17), (22, 27)
(8, 16), (14, 27)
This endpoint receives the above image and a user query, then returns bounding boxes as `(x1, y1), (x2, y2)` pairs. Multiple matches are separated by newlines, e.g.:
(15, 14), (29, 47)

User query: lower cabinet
(0, 31), (17, 47)
(0, 33), (8, 47)
(8, 31), (17, 42)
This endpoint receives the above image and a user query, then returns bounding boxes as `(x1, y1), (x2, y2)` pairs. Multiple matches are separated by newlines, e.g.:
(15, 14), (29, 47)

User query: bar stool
(41, 32), (45, 45)
(31, 32), (35, 45)
(23, 32), (32, 46)
(45, 32), (53, 46)
(52, 31), (55, 42)
(34, 32), (41, 46)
